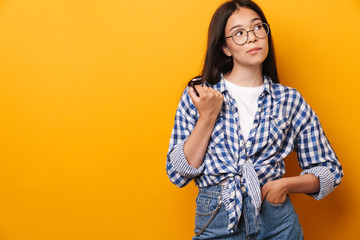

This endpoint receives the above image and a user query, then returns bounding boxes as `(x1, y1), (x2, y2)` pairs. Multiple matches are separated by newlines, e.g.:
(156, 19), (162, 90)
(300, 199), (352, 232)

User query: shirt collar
(211, 74), (276, 99)
(263, 75), (276, 99)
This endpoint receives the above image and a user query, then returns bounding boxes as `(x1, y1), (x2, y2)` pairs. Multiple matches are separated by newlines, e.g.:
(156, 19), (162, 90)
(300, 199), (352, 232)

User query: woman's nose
(247, 30), (257, 43)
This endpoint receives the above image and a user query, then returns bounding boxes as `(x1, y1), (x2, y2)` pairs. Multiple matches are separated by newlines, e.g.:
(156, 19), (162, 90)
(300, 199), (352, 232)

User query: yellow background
(0, 0), (359, 239)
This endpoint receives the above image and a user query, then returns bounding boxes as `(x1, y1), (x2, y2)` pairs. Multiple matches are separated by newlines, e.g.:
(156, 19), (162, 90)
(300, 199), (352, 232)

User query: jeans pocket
(264, 195), (289, 208)
(195, 195), (220, 216)
(194, 195), (223, 237)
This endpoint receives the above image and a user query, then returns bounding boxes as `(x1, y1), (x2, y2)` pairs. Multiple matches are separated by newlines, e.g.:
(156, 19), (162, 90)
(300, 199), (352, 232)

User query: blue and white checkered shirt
(166, 75), (343, 233)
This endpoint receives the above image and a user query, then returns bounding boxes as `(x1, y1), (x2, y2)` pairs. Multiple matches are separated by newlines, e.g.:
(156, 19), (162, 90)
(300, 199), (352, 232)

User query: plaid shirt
(166, 76), (343, 233)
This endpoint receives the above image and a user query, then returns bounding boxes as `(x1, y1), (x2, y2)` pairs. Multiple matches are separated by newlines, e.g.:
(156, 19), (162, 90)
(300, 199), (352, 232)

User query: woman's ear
(222, 44), (232, 57)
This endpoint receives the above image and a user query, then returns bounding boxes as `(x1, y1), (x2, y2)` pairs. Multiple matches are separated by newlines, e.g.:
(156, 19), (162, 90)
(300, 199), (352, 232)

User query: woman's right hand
(188, 85), (224, 122)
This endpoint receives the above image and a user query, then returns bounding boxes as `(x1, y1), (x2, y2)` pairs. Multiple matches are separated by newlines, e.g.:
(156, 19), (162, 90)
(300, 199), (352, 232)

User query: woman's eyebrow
(229, 17), (262, 32)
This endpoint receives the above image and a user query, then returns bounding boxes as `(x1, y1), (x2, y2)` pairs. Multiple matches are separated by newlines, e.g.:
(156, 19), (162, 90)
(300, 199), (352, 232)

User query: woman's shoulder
(271, 81), (303, 101)
(270, 81), (314, 120)
(175, 81), (199, 120)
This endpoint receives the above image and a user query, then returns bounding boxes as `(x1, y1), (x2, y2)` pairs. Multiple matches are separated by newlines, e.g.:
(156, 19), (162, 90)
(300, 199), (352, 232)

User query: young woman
(166, 0), (343, 239)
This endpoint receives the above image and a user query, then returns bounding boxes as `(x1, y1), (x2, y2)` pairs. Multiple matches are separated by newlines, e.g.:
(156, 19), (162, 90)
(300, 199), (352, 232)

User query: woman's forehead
(226, 7), (261, 30)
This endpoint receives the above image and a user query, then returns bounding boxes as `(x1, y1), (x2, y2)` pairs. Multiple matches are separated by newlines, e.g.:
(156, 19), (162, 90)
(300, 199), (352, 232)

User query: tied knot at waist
(222, 161), (262, 233)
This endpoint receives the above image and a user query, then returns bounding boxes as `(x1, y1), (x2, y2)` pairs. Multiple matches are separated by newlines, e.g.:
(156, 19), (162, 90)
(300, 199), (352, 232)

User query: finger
(214, 90), (222, 98)
(215, 91), (223, 101)
(194, 85), (206, 96)
(204, 86), (218, 97)
(206, 87), (216, 94)
(202, 85), (209, 91)
(203, 85), (216, 96)
(205, 87), (220, 96)
(215, 90), (222, 96)
(261, 186), (269, 202)
(261, 191), (265, 202)
(188, 86), (199, 102)
(261, 191), (269, 202)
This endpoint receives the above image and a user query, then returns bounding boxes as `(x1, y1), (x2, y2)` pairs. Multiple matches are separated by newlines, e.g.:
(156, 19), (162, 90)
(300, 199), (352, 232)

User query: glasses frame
(224, 22), (270, 45)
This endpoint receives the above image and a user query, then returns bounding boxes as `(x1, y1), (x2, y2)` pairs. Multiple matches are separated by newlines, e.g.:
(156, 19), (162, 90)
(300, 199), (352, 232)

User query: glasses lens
(254, 23), (269, 39)
(232, 29), (247, 45)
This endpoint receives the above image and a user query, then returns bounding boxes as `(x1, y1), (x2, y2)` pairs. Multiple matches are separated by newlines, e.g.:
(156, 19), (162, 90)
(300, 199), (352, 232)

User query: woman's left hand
(261, 178), (289, 204)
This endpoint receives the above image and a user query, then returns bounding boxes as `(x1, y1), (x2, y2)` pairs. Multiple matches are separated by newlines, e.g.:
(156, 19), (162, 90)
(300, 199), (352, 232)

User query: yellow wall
(0, 0), (358, 239)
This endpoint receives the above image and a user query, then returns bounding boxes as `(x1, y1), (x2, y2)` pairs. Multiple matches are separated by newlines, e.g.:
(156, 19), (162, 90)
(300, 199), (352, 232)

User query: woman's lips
(247, 47), (262, 55)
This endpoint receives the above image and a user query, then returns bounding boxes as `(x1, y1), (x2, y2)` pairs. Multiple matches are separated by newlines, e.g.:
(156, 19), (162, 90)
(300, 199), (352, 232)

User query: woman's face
(222, 7), (269, 69)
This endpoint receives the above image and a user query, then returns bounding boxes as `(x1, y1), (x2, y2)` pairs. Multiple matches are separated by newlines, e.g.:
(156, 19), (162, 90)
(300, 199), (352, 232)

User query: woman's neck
(223, 65), (264, 87)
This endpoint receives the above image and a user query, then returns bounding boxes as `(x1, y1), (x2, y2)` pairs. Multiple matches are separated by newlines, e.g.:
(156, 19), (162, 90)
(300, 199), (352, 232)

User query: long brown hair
(190, 0), (279, 86)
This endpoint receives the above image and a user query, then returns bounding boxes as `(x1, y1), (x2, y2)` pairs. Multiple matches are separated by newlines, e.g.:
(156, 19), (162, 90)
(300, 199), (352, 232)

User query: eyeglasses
(225, 22), (270, 45)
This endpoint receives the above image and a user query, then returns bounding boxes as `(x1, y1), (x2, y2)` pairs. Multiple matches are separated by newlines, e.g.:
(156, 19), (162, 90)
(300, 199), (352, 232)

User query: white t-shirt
(224, 78), (265, 142)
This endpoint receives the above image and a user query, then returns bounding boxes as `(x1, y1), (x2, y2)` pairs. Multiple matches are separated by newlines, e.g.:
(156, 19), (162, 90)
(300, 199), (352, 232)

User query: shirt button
(246, 142), (251, 148)
(241, 187), (246, 192)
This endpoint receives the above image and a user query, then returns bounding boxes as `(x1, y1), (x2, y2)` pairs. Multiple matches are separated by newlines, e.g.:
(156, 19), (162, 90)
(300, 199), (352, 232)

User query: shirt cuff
(169, 141), (205, 178)
(300, 166), (335, 200)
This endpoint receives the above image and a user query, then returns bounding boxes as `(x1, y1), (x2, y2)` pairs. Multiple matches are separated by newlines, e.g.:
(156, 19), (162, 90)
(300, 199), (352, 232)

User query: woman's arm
(166, 84), (223, 187)
(184, 85), (223, 169)
(261, 174), (320, 204)
(261, 89), (343, 204)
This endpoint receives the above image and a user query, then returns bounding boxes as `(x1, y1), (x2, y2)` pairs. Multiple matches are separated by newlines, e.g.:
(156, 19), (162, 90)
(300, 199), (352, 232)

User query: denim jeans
(192, 185), (303, 240)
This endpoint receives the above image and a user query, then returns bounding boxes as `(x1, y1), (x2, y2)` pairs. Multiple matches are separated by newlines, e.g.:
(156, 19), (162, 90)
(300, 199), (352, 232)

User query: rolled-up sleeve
(300, 166), (335, 200)
(166, 87), (205, 188)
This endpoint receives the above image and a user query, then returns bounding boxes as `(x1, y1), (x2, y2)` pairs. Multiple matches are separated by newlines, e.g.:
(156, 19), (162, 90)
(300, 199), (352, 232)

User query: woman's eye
(254, 24), (263, 30)
(234, 30), (245, 36)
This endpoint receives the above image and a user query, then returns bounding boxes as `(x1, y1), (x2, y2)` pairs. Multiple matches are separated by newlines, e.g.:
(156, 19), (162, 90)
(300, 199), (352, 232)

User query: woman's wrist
(183, 115), (217, 169)
(197, 115), (217, 129)
(279, 178), (291, 195)
(282, 175), (320, 194)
